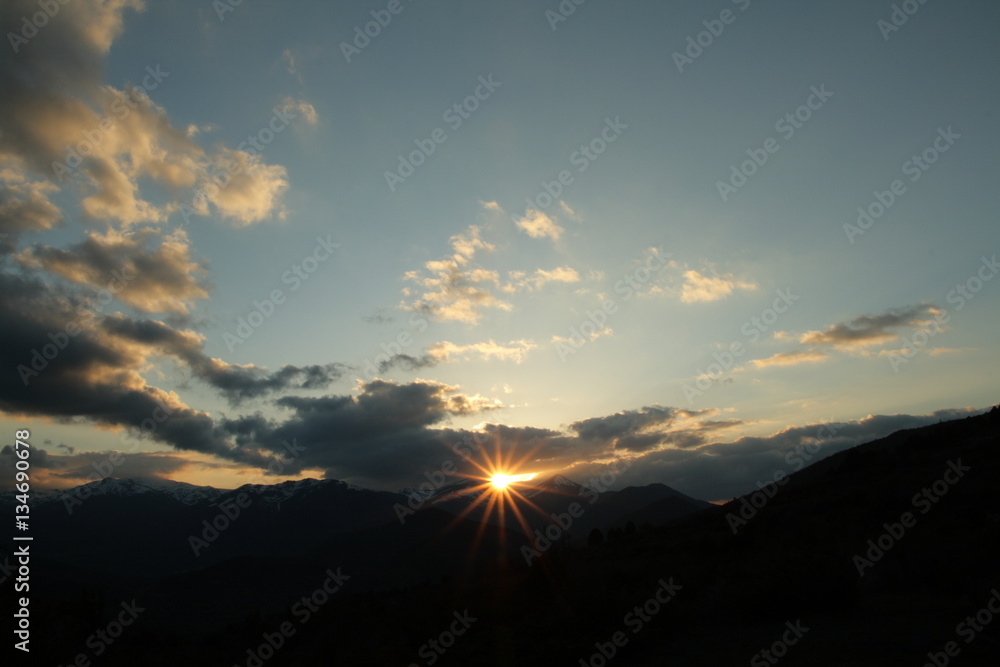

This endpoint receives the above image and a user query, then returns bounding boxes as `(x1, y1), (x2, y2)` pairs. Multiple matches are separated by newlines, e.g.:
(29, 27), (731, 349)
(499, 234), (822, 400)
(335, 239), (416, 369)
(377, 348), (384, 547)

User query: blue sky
(1, 0), (997, 500)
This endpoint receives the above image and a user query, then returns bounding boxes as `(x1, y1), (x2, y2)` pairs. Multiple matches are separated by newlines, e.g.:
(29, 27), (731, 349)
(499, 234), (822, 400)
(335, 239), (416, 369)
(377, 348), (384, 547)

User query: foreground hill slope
(3, 405), (997, 665)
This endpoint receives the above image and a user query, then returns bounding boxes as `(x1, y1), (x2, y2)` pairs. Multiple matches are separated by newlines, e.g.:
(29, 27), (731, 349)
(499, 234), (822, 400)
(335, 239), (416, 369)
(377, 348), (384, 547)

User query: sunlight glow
(490, 472), (536, 489)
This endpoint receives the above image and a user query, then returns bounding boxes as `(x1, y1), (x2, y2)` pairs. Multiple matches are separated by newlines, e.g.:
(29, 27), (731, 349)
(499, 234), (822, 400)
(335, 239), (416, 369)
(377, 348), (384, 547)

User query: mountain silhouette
(3, 404), (997, 665)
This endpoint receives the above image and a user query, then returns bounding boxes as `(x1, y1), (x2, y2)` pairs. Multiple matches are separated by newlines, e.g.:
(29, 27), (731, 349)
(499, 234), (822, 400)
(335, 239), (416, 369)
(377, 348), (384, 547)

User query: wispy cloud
(750, 349), (829, 369)
(376, 339), (537, 372)
(401, 224), (583, 324)
(514, 209), (564, 241)
(799, 305), (941, 350)
(18, 228), (209, 315)
(680, 269), (758, 304)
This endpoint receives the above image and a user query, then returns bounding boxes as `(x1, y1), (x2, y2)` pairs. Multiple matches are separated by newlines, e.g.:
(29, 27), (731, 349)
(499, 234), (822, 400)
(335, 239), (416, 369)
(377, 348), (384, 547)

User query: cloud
(362, 309), (396, 325)
(0, 165), (62, 251)
(99, 313), (347, 404)
(195, 148), (290, 226)
(0, 0), (291, 229)
(401, 224), (587, 324)
(680, 269), (758, 304)
(18, 228), (210, 315)
(559, 201), (583, 222)
(552, 326), (612, 345)
(739, 305), (945, 374)
(568, 406), (736, 454)
(0, 270), (350, 474)
(799, 304), (941, 350)
(376, 339), (537, 373)
(279, 96), (318, 126)
(750, 349), (829, 369)
(0, 271), (269, 468)
(427, 339), (536, 363)
(612, 408), (981, 501)
(503, 266), (581, 292)
(376, 353), (437, 373)
(214, 379), (504, 486)
(281, 49), (299, 76)
(514, 209), (564, 241)
(402, 225), (510, 324)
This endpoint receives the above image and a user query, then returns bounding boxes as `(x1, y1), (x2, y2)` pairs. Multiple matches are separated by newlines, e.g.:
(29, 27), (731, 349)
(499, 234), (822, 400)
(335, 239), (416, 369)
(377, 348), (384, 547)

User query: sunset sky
(1, 0), (997, 501)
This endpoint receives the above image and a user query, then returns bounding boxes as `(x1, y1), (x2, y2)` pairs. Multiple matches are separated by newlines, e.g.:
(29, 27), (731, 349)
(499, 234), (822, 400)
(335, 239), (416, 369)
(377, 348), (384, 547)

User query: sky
(1, 0), (997, 502)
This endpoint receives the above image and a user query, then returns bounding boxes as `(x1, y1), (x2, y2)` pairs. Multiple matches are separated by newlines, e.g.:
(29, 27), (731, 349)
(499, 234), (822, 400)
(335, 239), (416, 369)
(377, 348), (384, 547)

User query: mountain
(7, 405), (998, 665)
(420, 472), (711, 537)
(0, 476), (225, 509)
(5, 476), (408, 580)
(5, 469), (710, 590)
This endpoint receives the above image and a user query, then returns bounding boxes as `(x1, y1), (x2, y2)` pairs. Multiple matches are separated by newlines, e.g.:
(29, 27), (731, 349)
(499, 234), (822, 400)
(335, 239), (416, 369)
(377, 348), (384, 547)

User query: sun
(490, 472), (535, 490)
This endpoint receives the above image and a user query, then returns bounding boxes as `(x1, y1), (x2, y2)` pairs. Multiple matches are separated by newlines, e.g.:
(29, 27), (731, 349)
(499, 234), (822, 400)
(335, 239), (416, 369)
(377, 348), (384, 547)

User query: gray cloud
(101, 313), (348, 404)
(377, 353), (437, 373)
(800, 304), (939, 348)
(19, 228), (210, 315)
(607, 408), (980, 501)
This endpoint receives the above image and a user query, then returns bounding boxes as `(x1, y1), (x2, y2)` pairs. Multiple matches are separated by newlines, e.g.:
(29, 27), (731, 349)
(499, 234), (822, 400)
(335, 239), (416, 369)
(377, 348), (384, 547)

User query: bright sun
(490, 472), (535, 489)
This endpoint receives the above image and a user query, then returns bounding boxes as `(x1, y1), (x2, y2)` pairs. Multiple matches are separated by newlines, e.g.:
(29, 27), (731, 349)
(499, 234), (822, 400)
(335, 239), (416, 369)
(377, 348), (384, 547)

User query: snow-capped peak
(63, 477), (225, 505)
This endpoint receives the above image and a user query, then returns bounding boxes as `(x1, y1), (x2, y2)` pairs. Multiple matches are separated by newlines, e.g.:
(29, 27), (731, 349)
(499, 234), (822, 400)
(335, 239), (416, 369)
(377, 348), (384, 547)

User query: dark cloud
(567, 406), (727, 453)
(0, 447), (199, 491)
(362, 310), (395, 325)
(20, 229), (210, 315)
(571, 406), (681, 441)
(102, 312), (347, 403)
(800, 304), (939, 348)
(376, 353), (437, 373)
(605, 408), (980, 501)
(205, 381), (502, 487)
(0, 270), (273, 468)
(0, 174), (62, 252)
